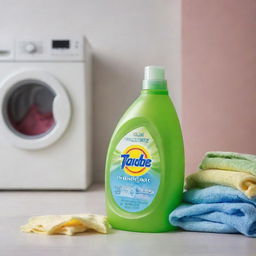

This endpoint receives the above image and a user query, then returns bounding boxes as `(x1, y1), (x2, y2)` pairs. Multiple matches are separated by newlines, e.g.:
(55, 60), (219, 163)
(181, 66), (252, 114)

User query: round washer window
(4, 80), (56, 138)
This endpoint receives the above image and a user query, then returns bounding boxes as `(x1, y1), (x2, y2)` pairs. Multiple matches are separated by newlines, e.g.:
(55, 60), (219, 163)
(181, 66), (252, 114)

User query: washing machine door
(0, 70), (71, 150)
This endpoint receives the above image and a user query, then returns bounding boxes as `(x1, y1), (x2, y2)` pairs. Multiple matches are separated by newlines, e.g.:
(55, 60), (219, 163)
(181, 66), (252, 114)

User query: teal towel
(199, 151), (256, 176)
(169, 186), (256, 237)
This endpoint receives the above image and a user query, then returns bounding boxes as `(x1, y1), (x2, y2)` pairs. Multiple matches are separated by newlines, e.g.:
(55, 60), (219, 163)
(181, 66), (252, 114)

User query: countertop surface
(1, 184), (255, 256)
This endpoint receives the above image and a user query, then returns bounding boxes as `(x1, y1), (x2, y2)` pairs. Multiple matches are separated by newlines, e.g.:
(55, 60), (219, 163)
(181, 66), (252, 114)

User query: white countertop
(1, 184), (255, 256)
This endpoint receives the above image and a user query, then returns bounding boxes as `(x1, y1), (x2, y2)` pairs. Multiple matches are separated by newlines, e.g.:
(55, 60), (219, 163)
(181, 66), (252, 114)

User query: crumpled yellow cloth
(185, 169), (256, 198)
(21, 214), (111, 235)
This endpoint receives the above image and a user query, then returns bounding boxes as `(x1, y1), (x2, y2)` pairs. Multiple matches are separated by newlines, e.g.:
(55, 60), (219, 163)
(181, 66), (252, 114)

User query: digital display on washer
(52, 40), (70, 49)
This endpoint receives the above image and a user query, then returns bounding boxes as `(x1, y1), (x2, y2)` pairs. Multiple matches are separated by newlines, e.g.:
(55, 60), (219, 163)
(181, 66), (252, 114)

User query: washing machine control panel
(15, 37), (86, 61)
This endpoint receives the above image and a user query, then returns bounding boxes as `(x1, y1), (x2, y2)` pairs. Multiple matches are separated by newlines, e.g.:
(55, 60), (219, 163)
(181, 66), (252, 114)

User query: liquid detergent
(105, 66), (184, 232)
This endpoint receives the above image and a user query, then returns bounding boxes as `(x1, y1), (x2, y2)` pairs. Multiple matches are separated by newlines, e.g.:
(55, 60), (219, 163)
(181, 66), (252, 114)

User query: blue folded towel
(169, 186), (256, 237)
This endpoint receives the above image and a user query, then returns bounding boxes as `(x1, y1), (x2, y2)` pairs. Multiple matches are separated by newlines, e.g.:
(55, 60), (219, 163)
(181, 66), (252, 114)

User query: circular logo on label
(120, 145), (152, 176)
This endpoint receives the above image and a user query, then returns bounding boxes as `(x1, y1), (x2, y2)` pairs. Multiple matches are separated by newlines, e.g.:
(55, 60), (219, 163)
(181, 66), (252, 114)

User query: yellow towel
(21, 214), (111, 235)
(185, 169), (256, 198)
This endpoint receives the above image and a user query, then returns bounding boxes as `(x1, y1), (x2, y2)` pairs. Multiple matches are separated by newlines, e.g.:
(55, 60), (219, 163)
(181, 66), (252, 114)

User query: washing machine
(0, 37), (92, 189)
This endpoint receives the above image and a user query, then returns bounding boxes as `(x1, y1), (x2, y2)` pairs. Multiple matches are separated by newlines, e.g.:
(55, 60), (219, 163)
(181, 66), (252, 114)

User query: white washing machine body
(0, 37), (92, 189)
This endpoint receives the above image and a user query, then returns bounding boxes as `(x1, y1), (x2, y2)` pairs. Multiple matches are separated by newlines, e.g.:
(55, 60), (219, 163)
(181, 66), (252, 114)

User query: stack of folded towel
(169, 151), (256, 237)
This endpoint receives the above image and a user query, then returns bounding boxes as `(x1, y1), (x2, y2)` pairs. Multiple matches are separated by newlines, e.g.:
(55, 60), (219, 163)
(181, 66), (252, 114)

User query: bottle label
(110, 126), (160, 212)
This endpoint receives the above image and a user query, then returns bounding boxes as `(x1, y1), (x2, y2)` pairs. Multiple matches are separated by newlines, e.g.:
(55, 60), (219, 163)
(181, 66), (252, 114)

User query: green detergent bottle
(105, 66), (184, 232)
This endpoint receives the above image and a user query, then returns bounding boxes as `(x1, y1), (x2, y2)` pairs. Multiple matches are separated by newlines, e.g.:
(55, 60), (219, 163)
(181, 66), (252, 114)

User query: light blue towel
(169, 186), (256, 237)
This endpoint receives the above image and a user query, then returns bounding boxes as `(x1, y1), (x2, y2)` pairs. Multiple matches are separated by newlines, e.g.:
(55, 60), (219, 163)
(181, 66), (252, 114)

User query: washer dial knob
(25, 43), (37, 53)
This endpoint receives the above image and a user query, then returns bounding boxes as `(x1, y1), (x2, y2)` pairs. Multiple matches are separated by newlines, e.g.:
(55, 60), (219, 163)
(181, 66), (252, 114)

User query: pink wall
(182, 0), (256, 174)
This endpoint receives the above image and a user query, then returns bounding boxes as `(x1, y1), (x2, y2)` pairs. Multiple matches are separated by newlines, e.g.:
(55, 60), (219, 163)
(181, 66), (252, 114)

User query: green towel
(199, 151), (256, 176)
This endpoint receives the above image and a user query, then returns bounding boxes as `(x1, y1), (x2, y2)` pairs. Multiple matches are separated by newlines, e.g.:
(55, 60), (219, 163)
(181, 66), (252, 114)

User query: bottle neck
(141, 89), (168, 95)
(142, 80), (168, 95)
(142, 79), (167, 90)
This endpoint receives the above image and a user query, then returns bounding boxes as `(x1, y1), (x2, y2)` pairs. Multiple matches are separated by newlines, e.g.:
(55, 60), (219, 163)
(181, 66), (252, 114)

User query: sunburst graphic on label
(120, 145), (152, 176)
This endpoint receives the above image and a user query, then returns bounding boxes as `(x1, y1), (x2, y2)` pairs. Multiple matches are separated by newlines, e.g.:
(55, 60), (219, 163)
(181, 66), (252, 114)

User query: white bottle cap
(144, 66), (165, 80)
